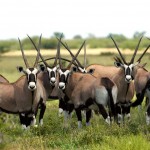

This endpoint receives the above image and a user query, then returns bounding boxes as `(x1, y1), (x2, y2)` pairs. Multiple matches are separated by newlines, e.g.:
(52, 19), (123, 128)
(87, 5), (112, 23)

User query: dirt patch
(1, 48), (149, 57)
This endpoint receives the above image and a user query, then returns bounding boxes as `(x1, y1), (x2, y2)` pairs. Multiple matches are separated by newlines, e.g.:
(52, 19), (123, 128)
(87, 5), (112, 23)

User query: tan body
(62, 71), (117, 127)
(134, 67), (150, 93)
(86, 64), (134, 103)
(71, 73), (117, 107)
(0, 75), (46, 114)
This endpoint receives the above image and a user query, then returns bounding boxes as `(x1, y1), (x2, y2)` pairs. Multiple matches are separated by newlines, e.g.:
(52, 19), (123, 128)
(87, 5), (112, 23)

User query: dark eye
(88, 69), (95, 74)
(17, 66), (24, 72)
(114, 62), (122, 67)
(72, 66), (77, 72)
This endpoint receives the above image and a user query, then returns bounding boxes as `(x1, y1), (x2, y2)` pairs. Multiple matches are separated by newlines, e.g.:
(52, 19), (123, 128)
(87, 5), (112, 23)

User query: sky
(0, 0), (149, 40)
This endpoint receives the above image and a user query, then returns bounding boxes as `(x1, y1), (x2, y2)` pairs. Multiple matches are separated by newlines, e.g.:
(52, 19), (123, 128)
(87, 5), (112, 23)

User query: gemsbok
(110, 36), (150, 124)
(57, 39), (118, 128)
(84, 36), (148, 124)
(0, 35), (46, 129)
(114, 37), (150, 125)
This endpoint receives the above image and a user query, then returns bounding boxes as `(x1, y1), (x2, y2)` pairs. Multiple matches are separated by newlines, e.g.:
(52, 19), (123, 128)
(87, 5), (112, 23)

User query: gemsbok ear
(39, 64), (45, 72)
(114, 62), (122, 68)
(72, 66), (78, 72)
(88, 68), (95, 74)
(17, 66), (24, 73)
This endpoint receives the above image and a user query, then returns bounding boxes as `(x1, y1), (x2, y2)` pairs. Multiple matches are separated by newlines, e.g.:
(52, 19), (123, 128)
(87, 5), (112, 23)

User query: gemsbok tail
(101, 77), (116, 116)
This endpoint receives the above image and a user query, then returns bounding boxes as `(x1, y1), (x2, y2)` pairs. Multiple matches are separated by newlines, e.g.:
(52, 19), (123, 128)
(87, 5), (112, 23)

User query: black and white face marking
(47, 66), (57, 86)
(123, 64), (134, 83)
(114, 62), (135, 83)
(17, 66), (39, 91)
(58, 69), (70, 90)
(26, 68), (39, 91)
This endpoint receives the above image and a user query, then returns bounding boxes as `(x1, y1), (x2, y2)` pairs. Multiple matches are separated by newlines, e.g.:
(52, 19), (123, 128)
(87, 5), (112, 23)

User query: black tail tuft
(101, 77), (116, 116)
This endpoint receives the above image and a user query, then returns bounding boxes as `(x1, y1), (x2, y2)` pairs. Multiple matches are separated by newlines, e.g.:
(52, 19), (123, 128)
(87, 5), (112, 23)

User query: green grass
(0, 54), (150, 150)
(1, 101), (150, 150)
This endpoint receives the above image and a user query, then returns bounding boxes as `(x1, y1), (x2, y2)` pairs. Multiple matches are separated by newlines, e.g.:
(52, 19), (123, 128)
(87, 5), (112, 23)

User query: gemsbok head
(17, 36), (43, 91)
(57, 40), (85, 90)
(27, 35), (59, 87)
(111, 36), (149, 83)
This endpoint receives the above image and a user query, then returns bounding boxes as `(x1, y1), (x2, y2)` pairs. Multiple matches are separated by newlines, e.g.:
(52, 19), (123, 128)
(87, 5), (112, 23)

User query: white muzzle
(59, 82), (65, 90)
(125, 75), (132, 83)
(28, 82), (36, 91)
(50, 77), (56, 85)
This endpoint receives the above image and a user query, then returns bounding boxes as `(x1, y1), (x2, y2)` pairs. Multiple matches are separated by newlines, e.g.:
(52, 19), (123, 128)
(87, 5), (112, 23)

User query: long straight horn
(67, 41), (85, 69)
(57, 37), (63, 69)
(18, 38), (29, 68)
(53, 34), (63, 67)
(33, 34), (42, 67)
(56, 37), (84, 68)
(130, 36), (143, 63)
(110, 35), (127, 64)
(136, 44), (150, 62)
(27, 35), (49, 67)
(58, 48), (63, 69)
(84, 41), (86, 67)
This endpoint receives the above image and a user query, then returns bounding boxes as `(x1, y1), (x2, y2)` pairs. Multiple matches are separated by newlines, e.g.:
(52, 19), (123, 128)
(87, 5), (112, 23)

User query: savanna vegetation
(0, 52), (150, 150)
(0, 31), (149, 53)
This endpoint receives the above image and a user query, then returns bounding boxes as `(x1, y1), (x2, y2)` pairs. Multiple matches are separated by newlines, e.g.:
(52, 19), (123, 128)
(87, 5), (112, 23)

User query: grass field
(0, 52), (150, 150)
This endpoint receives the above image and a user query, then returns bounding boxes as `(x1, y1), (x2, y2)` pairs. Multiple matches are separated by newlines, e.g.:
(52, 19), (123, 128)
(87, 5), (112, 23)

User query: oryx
(0, 35), (46, 129)
(100, 37), (149, 124)
(57, 39), (117, 128)
(110, 36), (150, 125)
(84, 36), (141, 124)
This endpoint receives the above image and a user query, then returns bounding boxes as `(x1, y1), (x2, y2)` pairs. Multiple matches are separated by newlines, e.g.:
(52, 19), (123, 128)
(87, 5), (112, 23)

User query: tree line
(0, 31), (149, 53)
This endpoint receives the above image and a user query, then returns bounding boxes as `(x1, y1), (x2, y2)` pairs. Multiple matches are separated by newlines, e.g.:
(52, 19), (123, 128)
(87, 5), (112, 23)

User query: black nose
(51, 80), (55, 84)
(59, 86), (63, 89)
(30, 86), (35, 89)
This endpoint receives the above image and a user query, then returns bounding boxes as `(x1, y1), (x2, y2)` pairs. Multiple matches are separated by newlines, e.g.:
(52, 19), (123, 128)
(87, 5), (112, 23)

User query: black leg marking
(75, 107), (82, 128)
(116, 104), (122, 124)
(68, 104), (74, 115)
(147, 105), (150, 116)
(19, 114), (25, 125)
(86, 109), (92, 125)
(97, 104), (108, 119)
(39, 103), (46, 125)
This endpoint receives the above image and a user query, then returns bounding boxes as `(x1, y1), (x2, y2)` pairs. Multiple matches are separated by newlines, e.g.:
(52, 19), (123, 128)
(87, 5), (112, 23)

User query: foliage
(73, 35), (83, 39)
(0, 40), (18, 53)
(0, 31), (149, 53)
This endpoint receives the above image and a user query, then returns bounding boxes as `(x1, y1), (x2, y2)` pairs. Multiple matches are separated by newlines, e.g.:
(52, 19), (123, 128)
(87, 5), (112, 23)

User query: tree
(52, 32), (65, 39)
(133, 31), (146, 39)
(107, 33), (127, 42)
(73, 35), (82, 39)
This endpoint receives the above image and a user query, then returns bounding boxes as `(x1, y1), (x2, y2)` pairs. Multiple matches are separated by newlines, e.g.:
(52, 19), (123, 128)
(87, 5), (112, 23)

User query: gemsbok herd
(0, 35), (150, 129)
